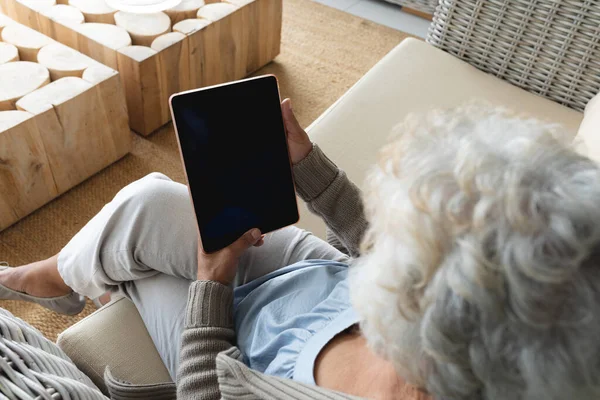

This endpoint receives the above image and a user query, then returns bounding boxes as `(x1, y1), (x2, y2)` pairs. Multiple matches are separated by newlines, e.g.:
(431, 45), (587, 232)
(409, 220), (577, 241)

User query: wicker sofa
(57, 0), (600, 397)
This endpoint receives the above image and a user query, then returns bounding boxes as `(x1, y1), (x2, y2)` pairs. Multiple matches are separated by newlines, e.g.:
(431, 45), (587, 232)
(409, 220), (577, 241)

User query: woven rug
(0, 0), (410, 341)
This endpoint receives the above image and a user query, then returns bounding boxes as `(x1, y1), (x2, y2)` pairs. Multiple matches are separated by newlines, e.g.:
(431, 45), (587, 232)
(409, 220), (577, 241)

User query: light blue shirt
(233, 260), (359, 385)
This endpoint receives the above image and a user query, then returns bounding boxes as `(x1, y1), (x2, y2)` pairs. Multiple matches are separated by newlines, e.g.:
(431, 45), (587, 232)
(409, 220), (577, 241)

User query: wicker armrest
(427, 0), (600, 111)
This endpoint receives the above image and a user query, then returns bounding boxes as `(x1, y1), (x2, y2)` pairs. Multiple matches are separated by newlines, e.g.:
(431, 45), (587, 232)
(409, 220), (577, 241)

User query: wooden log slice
(223, 0), (252, 6)
(196, 2), (236, 21)
(150, 31), (185, 51)
(0, 61), (50, 111)
(41, 4), (85, 25)
(117, 44), (157, 61)
(0, 42), (20, 64)
(38, 4), (84, 49)
(104, 0), (180, 13)
(0, 110), (33, 131)
(18, 0), (56, 12)
(16, 76), (92, 114)
(165, 0), (204, 24)
(114, 11), (172, 47)
(1, 23), (52, 62)
(0, 13), (12, 36)
(81, 65), (117, 84)
(76, 22), (132, 50)
(172, 18), (210, 35)
(69, 0), (116, 23)
(37, 42), (89, 80)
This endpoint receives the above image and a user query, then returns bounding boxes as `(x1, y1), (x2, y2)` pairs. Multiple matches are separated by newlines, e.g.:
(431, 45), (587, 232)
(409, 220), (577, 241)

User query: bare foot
(0, 256), (72, 298)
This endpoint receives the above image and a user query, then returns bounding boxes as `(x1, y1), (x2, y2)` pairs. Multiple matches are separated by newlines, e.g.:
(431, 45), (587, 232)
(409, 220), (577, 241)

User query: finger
(197, 236), (208, 255)
(281, 99), (303, 137)
(229, 228), (262, 255)
(253, 235), (265, 247)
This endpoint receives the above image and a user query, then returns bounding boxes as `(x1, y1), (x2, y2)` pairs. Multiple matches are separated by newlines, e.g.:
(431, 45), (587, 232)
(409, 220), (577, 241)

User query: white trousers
(57, 173), (349, 379)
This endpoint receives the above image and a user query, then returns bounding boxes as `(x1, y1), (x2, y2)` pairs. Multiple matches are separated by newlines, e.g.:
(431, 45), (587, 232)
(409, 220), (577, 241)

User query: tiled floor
(313, 0), (431, 39)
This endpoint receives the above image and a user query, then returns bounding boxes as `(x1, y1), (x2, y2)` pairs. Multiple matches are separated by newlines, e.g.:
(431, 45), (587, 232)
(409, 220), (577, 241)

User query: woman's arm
(293, 145), (368, 257)
(282, 99), (368, 258)
(177, 230), (263, 399)
(177, 281), (236, 400)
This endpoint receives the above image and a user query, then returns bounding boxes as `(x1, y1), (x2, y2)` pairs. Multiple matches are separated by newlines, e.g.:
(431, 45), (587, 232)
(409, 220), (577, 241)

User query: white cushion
(299, 38), (584, 239)
(57, 297), (173, 393)
(574, 92), (600, 162)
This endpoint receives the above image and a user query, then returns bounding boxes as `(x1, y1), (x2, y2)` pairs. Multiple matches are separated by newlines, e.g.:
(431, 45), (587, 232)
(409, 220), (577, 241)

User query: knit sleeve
(293, 144), (368, 257)
(176, 281), (237, 400)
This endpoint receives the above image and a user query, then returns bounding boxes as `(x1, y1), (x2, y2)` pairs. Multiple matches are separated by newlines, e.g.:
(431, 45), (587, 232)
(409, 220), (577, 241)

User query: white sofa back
(298, 38), (584, 239)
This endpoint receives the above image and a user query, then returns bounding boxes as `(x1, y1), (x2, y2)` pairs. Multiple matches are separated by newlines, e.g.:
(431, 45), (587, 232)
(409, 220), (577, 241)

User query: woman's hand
(197, 229), (263, 285)
(282, 98), (313, 164)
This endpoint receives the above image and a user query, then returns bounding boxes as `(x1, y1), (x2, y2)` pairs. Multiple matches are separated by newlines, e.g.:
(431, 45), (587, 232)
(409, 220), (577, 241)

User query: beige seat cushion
(298, 37), (584, 239)
(57, 297), (173, 394)
(574, 92), (600, 162)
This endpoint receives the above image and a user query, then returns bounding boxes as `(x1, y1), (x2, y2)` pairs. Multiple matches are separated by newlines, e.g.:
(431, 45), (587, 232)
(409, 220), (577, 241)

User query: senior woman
(1, 102), (598, 400)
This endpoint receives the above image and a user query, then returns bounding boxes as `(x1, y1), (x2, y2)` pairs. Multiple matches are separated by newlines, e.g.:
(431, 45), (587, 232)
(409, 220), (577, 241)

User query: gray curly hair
(349, 105), (600, 400)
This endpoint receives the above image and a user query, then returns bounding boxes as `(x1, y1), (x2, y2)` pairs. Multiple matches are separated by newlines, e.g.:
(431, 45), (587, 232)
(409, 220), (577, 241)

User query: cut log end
(150, 31), (185, 51)
(0, 13), (13, 29)
(37, 42), (89, 80)
(16, 76), (93, 115)
(0, 110), (33, 132)
(41, 4), (85, 25)
(81, 65), (117, 84)
(18, 0), (57, 12)
(222, 0), (252, 6)
(76, 23), (132, 50)
(117, 45), (157, 62)
(69, 0), (116, 23)
(172, 18), (210, 35)
(1, 23), (52, 62)
(0, 62), (50, 111)
(197, 3), (236, 21)
(165, 0), (205, 24)
(114, 11), (172, 47)
(0, 42), (20, 65)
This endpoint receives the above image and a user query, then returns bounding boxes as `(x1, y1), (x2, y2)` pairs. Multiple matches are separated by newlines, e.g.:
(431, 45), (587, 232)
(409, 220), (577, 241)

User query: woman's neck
(314, 329), (430, 400)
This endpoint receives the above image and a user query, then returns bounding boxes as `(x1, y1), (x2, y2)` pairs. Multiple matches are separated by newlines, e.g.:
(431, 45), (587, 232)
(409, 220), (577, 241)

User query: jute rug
(0, 0), (410, 341)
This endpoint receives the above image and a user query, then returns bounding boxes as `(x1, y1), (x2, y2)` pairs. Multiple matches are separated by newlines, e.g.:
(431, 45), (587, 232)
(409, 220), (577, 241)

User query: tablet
(170, 75), (299, 253)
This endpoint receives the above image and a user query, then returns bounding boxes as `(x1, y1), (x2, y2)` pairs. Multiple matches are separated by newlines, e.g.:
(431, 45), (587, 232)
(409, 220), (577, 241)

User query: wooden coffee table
(2, 0), (283, 135)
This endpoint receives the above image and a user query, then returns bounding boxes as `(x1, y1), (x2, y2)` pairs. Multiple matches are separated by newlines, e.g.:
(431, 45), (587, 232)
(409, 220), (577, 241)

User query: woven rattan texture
(427, 0), (600, 112)
(384, 0), (438, 13)
(0, 308), (105, 399)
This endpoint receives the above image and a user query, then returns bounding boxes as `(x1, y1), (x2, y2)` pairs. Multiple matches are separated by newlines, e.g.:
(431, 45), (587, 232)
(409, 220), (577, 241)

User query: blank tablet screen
(171, 75), (299, 253)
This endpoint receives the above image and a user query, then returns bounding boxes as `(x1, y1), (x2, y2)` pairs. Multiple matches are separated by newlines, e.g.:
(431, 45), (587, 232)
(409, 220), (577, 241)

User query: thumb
(281, 99), (303, 137)
(229, 228), (262, 255)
